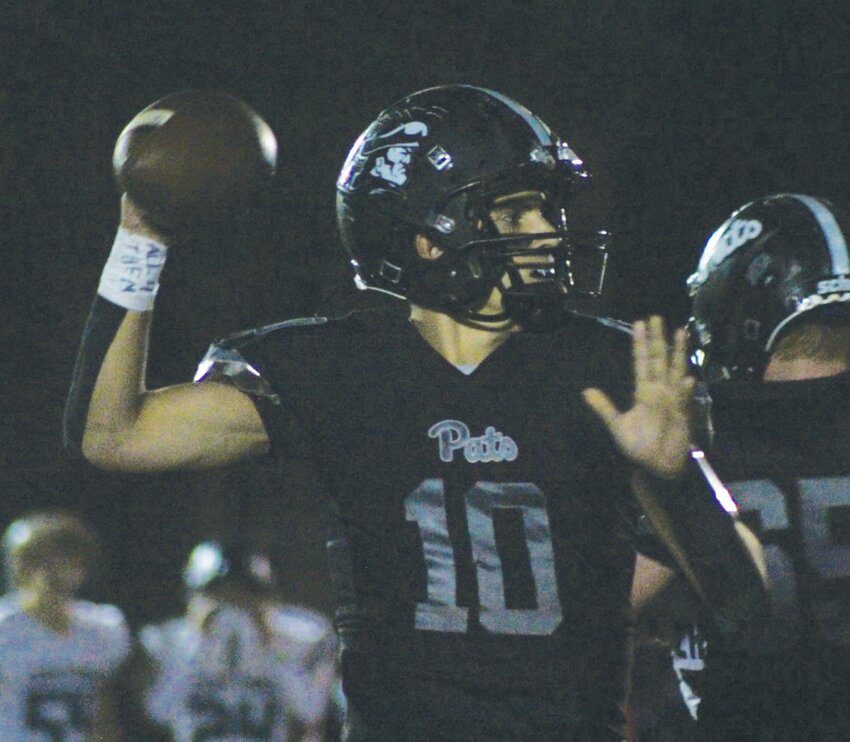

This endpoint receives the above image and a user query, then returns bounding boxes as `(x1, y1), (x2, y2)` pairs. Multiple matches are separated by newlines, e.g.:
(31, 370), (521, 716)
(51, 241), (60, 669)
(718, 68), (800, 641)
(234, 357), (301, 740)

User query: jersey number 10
(405, 479), (563, 636)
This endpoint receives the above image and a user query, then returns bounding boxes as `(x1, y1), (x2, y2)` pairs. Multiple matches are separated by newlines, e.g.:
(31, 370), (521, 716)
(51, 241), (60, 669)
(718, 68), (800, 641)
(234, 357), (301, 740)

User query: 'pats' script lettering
(428, 420), (518, 463)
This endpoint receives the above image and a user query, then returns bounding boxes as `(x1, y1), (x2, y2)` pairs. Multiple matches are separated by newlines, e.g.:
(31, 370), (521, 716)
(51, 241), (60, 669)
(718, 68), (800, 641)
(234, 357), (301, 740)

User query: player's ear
(415, 234), (444, 261)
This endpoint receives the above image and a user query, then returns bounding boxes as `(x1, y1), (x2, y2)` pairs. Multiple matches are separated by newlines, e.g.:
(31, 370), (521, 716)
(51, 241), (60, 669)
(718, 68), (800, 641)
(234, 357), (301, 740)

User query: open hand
(582, 316), (695, 478)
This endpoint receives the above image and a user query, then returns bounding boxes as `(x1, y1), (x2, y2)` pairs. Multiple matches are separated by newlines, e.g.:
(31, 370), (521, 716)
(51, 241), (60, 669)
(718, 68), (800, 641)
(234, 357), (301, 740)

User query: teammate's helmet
(687, 193), (850, 382)
(2, 511), (99, 589)
(336, 85), (609, 330)
(183, 540), (277, 595)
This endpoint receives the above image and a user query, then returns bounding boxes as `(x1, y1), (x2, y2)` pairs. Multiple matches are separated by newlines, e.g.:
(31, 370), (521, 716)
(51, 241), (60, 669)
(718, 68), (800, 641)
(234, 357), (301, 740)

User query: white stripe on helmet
(789, 194), (850, 274)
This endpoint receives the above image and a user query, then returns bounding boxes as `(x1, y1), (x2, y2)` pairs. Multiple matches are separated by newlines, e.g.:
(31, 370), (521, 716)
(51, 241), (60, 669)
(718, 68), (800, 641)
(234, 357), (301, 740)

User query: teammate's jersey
(140, 604), (336, 742)
(676, 371), (850, 740)
(201, 307), (638, 741)
(0, 594), (130, 742)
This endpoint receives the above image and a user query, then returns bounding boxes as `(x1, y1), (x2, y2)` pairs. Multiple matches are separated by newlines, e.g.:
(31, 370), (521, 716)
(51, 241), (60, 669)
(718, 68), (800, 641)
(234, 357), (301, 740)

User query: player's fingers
(120, 194), (168, 242)
(632, 320), (649, 383)
(670, 326), (690, 380)
(582, 388), (620, 428)
(647, 315), (669, 380)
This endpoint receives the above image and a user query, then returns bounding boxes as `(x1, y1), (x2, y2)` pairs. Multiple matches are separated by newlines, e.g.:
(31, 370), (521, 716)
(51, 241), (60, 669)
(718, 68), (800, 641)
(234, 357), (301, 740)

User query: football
(113, 89), (278, 231)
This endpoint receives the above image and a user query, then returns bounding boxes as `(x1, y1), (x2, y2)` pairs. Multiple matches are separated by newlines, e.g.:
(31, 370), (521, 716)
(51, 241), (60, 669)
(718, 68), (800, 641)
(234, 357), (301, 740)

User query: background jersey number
(405, 479), (562, 636)
(26, 689), (88, 741)
(188, 685), (277, 741)
(731, 475), (850, 644)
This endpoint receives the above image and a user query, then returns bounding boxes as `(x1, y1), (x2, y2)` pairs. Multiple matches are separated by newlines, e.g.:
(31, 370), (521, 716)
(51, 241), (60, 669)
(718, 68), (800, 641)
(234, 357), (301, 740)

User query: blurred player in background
(638, 193), (850, 741)
(0, 511), (130, 741)
(65, 85), (765, 740)
(136, 539), (336, 741)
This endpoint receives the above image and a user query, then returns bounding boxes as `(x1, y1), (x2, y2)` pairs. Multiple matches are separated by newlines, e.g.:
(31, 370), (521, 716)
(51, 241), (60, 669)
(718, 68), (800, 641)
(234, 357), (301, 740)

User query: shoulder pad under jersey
(193, 316), (332, 404)
(567, 309), (634, 336)
(269, 605), (334, 645)
(0, 595), (19, 626)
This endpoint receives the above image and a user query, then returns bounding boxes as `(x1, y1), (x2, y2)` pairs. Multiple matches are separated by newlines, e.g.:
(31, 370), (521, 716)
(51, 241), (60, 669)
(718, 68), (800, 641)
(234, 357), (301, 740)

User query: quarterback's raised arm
(65, 196), (269, 472)
(65, 91), (278, 472)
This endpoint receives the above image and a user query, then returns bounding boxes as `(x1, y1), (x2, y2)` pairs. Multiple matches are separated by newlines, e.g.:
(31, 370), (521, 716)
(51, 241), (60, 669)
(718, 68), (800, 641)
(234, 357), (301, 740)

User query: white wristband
(97, 228), (168, 311)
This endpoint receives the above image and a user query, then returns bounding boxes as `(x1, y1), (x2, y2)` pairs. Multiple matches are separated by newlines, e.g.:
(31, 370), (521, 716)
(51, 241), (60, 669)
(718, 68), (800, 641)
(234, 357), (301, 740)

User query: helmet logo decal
(690, 218), (763, 289)
(719, 218), (763, 257)
(429, 420), (518, 463)
(367, 121), (429, 186)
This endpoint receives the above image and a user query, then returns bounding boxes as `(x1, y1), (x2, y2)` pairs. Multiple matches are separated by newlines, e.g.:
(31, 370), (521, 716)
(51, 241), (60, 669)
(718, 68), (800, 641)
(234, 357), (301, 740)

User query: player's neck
(409, 304), (517, 367)
(18, 589), (72, 633)
(762, 355), (850, 382)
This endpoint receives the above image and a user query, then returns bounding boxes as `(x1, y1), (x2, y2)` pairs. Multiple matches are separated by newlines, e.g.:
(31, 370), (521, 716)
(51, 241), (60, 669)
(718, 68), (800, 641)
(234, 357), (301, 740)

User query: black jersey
(211, 307), (638, 741)
(681, 371), (850, 741)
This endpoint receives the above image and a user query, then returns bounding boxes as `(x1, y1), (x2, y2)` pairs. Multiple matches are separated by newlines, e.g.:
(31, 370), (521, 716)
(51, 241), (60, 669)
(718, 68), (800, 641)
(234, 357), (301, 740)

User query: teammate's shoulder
(139, 616), (188, 651)
(71, 600), (128, 631)
(71, 601), (131, 665)
(0, 594), (24, 627)
(268, 604), (334, 645)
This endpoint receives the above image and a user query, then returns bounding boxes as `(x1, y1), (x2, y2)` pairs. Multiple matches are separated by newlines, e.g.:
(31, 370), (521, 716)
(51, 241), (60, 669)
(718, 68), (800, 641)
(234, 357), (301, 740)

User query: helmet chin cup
(444, 228), (610, 329)
(501, 284), (571, 332)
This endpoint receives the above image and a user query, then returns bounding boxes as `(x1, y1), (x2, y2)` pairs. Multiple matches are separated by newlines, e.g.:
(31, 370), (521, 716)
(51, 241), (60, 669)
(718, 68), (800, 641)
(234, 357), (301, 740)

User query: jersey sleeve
(269, 606), (338, 724)
(78, 602), (132, 672)
(193, 326), (313, 459)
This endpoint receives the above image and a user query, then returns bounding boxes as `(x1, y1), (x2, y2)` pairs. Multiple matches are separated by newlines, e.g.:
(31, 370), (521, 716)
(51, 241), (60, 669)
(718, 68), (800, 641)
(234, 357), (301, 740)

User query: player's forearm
(64, 210), (168, 463)
(632, 460), (770, 636)
(80, 309), (152, 466)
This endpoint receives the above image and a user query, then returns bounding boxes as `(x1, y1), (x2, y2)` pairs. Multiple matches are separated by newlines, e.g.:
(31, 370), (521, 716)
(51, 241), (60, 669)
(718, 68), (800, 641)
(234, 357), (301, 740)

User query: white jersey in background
(141, 604), (336, 742)
(0, 594), (130, 742)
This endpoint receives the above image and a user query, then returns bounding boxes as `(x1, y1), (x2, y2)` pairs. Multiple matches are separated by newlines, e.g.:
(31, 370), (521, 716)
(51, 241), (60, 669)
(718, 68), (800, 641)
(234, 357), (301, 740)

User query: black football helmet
(183, 540), (277, 595)
(687, 193), (850, 382)
(336, 85), (609, 330)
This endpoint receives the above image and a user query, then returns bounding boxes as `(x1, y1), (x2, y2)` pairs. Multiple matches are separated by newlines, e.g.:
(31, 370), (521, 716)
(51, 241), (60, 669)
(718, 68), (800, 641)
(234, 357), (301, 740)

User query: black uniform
(212, 306), (638, 741)
(679, 371), (850, 741)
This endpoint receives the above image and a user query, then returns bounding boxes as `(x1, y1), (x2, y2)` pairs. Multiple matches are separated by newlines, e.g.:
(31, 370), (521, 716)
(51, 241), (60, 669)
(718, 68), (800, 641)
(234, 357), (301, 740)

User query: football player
(65, 85), (764, 740)
(655, 194), (850, 740)
(135, 540), (336, 741)
(0, 511), (130, 741)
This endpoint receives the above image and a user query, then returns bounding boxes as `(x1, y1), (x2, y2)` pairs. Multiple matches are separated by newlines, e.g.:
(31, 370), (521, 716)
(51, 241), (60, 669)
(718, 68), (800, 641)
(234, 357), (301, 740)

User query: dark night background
(2, 2), (848, 629)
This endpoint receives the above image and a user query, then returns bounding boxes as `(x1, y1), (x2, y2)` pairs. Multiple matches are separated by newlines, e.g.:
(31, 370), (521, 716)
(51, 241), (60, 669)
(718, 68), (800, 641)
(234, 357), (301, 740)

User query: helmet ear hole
(414, 234), (444, 261)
